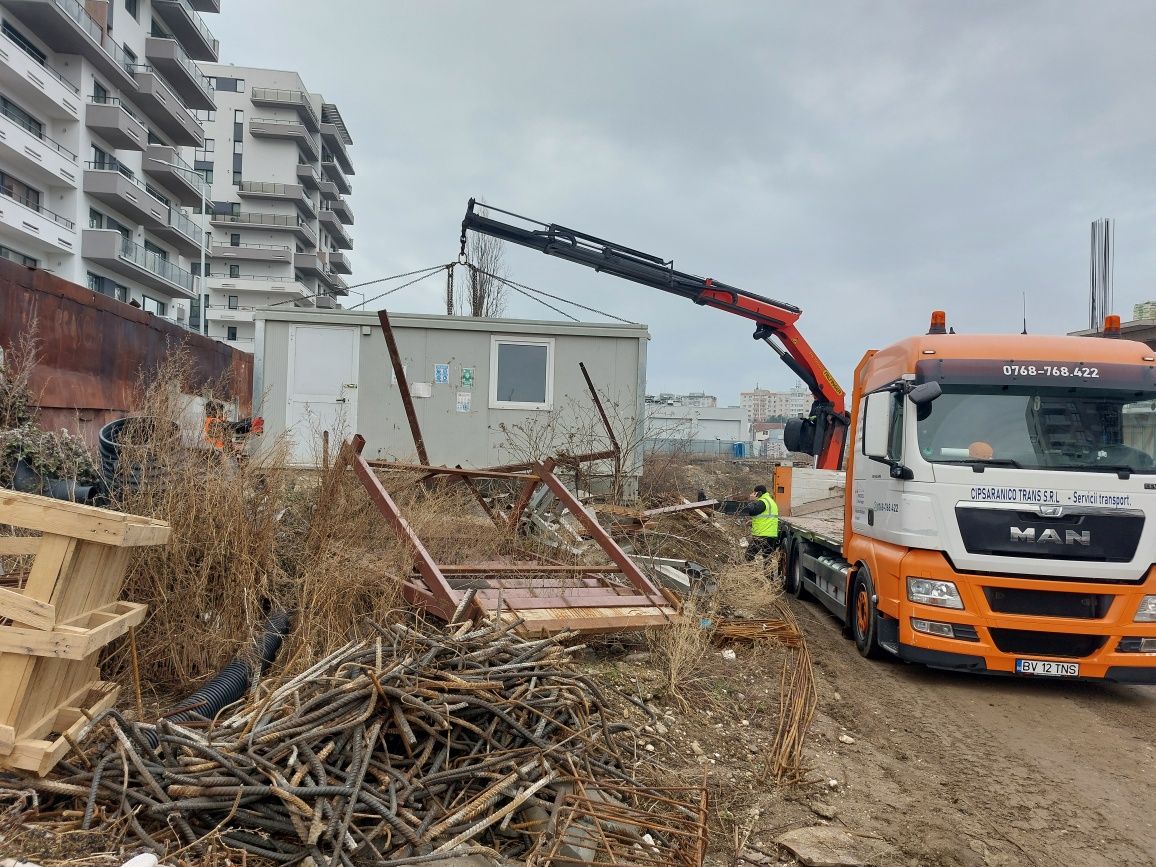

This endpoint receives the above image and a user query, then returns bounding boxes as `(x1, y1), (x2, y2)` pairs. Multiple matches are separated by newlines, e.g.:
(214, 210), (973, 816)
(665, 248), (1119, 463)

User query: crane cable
(469, 266), (640, 325)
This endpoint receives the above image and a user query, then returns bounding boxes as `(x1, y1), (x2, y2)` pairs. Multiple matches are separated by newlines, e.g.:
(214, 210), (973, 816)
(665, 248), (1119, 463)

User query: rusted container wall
(0, 260), (252, 445)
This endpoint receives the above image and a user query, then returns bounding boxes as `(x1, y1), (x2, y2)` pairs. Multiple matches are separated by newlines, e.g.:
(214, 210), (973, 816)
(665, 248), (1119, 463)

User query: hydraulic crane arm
(461, 198), (849, 469)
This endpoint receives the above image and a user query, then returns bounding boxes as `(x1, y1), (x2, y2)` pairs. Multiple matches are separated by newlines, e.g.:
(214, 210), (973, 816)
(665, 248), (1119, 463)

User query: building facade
(0, 0), (220, 327)
(194, 64), (353, 350)
(739, 384), (808, 422)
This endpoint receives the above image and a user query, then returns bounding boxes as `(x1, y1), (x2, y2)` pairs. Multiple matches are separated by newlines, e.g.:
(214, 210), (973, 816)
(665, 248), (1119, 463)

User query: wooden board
(780, 511), (844, 549)
(503, 605), (679, 637)
(0, 489), (170, 547)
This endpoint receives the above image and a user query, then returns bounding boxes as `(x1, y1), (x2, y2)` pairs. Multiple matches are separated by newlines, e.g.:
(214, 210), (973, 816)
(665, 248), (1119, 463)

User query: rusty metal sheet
(0, 261), (252, 446)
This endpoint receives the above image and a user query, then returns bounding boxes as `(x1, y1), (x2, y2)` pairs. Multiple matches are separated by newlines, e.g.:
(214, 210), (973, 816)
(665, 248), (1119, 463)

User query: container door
(285, 325), (359, 465)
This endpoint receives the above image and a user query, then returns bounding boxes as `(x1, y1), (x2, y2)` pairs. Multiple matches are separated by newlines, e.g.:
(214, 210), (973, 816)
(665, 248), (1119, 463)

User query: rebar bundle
(22, 618), (704, 867)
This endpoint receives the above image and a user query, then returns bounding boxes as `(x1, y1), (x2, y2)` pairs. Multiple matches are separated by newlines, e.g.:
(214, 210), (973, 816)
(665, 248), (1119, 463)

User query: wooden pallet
(0, 489), (170, 776)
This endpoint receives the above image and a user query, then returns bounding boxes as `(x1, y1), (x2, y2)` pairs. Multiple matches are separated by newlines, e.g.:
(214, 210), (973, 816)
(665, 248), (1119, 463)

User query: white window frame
(489, 336), (554, 410)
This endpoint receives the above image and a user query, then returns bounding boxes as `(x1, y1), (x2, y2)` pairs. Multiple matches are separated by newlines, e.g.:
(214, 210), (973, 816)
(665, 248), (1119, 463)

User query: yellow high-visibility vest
(751, 492), (779, 538)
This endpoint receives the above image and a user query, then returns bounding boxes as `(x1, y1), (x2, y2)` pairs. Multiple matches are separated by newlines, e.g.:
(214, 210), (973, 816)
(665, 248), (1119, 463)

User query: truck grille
(989, 628), (1107, 658)
(956, 506), (1143, 563)
(982, 587), (1114, 619)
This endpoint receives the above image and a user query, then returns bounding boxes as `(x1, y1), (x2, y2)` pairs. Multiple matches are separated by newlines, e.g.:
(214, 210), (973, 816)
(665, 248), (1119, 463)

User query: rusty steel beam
(436, 564), (623, 574)
(472, 593), (658, 610)
(533, 461), (667, 604)
(578, 362), (623, 486)
(455, 465), (507, 530)
(377, 309), (429, 465)
(367, 461), (540, 482)
(349, 435), (458, 621)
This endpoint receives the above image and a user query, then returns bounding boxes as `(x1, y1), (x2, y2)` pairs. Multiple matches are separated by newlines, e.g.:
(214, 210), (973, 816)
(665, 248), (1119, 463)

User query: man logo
(1010, 527), (1091, 545)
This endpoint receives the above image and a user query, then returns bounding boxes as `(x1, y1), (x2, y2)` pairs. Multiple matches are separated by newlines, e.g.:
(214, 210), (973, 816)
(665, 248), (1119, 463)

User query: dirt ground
(607, 591), (1156, 867)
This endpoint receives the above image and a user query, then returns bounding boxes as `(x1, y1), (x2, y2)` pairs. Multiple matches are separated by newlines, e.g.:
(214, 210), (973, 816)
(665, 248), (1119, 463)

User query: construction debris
(17, 617), (706, 866)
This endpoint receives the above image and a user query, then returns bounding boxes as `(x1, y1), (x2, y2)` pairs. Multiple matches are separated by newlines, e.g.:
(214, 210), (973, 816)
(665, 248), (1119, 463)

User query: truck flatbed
(780, 509), (844, 552)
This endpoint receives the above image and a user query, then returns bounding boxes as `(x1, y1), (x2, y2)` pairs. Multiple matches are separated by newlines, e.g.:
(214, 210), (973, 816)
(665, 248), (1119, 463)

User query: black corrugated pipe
(143, 609), (291, 748)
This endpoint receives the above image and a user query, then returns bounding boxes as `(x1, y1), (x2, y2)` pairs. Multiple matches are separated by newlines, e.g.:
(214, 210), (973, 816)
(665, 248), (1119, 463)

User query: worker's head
(751, 484), (767, 500)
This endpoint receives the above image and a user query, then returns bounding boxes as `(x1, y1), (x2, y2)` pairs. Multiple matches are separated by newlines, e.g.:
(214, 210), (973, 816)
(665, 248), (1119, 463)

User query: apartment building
(0, 0), (219, 327)
(644, 391), (717, 407)
(194, 64), (352, 349)
(739, 384), (808, 422)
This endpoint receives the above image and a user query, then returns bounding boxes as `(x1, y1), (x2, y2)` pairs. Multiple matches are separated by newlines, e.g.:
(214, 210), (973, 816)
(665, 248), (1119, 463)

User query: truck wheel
(785, 545), (810, 600)
(851, 568), (883, 659)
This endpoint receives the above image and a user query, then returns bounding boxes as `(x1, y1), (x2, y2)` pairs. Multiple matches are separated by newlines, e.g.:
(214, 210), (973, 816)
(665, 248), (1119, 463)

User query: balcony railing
(0, 184), (75, 229)
(0, 100), (77, 160)
(215, 241), (292, 252)
(118, 235), (194, 292)
(208, 274), (293, 281)
(145, 36), (214, 98)
(158, 0), (218, 56)
(85, 159), (169, 209)
(212, 211), (310, 229)
(147, 148), (206, 191)
(167, 208), (201, 243)
(48, 0), (136, 74)
(88, 93), (143, 123)
(251, 116), (308, 129)
(251, 88), (318, 127)
(1, 27), (79, 93)
(237, 181), (299, 196)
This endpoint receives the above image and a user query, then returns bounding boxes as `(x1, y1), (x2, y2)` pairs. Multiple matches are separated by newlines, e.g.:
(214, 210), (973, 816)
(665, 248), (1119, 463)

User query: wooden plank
(0, 586), (55, 630)
(1, 679), (98, 754)
(0, 490), (170, 547)
(0, 723), (13, 754)
(642, 499), (720, 518)
(506, 606), (678, 636)
(0, 537), (40, 556)
(0, 602), (146, 660)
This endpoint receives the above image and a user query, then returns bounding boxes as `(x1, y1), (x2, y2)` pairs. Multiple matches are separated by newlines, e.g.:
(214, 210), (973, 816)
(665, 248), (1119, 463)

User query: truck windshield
(916, 387), (1156, 473)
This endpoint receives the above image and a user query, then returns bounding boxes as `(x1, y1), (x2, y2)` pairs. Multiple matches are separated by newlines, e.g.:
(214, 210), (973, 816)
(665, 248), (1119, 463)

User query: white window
(489, 336), (553, 410)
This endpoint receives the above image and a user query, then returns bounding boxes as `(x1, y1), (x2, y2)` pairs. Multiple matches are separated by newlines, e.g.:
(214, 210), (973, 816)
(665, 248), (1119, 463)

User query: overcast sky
(215, 1), (1156, 405)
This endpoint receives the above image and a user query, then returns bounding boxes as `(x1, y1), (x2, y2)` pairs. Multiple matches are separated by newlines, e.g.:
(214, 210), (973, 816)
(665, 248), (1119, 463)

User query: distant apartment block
(193, 64), (353, 349)
(740, 384), (808, 422)
(0, 0), (220, 328)
(644, 391), (717, 407)
(1134, 301), (1156, 321)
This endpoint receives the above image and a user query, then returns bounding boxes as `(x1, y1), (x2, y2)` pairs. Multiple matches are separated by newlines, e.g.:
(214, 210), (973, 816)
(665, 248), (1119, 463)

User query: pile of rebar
(26, 618), (704, 866)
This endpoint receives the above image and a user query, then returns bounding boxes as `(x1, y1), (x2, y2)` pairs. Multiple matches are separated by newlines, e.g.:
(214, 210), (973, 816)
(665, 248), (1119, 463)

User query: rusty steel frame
(347, 438), (675, 627)
(578, 362), (623, 487)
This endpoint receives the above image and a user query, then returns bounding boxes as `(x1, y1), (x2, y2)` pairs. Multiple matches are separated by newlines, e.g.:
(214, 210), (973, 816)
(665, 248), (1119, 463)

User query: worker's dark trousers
(745, 536), (779, 561)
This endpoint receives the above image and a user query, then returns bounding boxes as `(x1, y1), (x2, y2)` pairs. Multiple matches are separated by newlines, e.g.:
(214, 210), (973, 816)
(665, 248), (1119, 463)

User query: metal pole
(200, 178), (208, 335)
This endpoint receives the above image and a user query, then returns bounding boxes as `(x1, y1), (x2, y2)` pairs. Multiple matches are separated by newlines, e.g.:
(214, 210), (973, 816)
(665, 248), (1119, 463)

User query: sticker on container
(411, 382), (432, 399)
(390, 364), (408, 385)
(461, 367), (474, 389)
(456, 391), (472, 413)
(434, 364), (449, 384)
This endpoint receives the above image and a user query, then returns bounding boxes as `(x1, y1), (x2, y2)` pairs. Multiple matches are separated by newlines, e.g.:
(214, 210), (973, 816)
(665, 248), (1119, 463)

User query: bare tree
(458, 203), (508, 317)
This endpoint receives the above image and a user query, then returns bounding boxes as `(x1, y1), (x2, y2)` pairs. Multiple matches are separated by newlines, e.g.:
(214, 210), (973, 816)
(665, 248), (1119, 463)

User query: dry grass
(104, 353), (517, 690)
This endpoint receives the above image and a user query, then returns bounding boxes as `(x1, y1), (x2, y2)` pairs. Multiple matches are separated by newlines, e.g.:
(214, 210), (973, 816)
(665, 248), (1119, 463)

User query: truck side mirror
(862, 393), (892, 460)
(908, 381), (942, 407)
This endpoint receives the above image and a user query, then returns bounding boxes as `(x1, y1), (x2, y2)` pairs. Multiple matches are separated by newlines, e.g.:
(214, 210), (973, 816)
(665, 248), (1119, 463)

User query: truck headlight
(907, 577), (963, 610)
(1135, 596), (1156, 622)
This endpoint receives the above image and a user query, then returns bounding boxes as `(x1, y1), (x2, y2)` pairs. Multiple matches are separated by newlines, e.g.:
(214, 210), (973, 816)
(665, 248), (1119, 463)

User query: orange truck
(779, 313), (1156, 682)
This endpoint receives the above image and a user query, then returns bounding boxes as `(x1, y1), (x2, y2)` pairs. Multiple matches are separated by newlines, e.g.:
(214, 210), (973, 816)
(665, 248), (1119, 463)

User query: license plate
(1015, 659), (1079, 678)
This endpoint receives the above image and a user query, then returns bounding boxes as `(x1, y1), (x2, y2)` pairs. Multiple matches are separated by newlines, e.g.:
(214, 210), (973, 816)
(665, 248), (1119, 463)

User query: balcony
(205, 305), (255, 324)
(82, 229), (196, 297)
(329, 196), (353, 225)
(250, 88), (319, 131)
(84, 161), (170, 225)
(187, 0), (220, 12)
(209, 240), (291, 263)
(0, 27), (81, 119)
(0, 183), (76, 253)
(317, 179), (337, 200)
(2, 0), (137, 91)
(85, 96), (147, 150)
(206, 274), (307, 297)
(210, 210), (316, 244)
(320, 160), (351, 195)
(293, 250), (324, 276)
(318, 268), (347, 295)
(318, 207), (352, 250)
(143, 145), (205, 206)
(152, 0), (219, 61)
(0, 100), (79, 188)
(237, 180), (312, 217)
(296, 163), (320, 189)
(249, 117), (318, 161)
(150, 207), (204, 256)
(327, 250), (351, 275)
(130, 66), (205, 147)
(320, 123), (353, 176)
(144, 37), (215, 111)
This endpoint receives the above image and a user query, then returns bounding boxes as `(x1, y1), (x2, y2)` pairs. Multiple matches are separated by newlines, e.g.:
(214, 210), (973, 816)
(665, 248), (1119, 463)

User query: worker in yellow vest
(744, 484), (780, 563)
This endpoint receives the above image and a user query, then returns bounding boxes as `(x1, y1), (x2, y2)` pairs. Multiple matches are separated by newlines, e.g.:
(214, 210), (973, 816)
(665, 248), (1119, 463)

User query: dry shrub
(714, 560), (783, 617)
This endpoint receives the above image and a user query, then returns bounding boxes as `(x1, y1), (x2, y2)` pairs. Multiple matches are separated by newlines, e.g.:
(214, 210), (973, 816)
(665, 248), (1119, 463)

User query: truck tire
(851, 567), (883, 659)
(785, 543), (810, 600)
